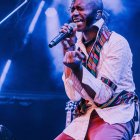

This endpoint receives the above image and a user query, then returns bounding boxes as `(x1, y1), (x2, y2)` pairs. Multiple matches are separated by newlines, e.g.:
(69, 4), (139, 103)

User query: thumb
(75, 51), (85, 60)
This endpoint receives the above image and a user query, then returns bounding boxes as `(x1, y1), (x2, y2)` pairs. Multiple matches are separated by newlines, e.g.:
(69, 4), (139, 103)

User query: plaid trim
(101, 77), (117, 91)
(99, 91), (138, 109)
(78, 25), (116, 92)
(86, 24), (111, 77)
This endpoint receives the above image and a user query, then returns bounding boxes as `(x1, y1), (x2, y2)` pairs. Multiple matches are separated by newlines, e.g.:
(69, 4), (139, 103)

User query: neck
(82, 26), (98, 43)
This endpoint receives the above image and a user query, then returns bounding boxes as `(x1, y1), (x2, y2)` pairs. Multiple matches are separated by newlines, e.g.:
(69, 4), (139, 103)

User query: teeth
(74, 19), (81, 22)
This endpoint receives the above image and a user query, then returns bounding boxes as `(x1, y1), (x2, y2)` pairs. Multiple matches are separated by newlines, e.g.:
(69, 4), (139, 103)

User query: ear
(95, 10), (102, 20)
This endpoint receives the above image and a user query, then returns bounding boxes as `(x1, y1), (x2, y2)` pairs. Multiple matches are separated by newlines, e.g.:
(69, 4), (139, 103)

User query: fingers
(61, 40), (70, 50)
(60, 23), (76, 34)
(75, 51), (85, 60)
(63, 51), (84, 69)
(63, 51), (84, 64)
(59, 23), (69, 33)
(64, 51), (75, 63)
(60, 23), (77, 50)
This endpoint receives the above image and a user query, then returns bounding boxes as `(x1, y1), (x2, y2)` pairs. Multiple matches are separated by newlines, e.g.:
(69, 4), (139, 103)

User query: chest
(85, 44), (94, 55)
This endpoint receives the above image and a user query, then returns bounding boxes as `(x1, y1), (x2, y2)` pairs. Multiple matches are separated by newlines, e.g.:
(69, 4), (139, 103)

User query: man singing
(55, 0), (138, 139)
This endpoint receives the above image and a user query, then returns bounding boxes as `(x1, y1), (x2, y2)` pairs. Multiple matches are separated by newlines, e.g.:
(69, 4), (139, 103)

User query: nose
(72, 9), (79, 16)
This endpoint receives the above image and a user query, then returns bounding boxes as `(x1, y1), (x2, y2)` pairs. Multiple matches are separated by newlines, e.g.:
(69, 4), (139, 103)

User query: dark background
(0, 0), (140, 139)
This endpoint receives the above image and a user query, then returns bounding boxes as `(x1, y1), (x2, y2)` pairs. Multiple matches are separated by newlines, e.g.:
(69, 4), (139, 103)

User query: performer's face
(70, 0), (97, 32)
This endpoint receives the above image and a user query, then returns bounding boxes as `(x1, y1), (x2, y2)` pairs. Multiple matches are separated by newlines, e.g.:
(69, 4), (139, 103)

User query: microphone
(48, 23), (77, 48)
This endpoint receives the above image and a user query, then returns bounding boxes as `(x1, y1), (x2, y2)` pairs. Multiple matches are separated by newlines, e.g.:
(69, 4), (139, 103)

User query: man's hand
(63, 51), (85, 70)
(60, 23), (77, 53)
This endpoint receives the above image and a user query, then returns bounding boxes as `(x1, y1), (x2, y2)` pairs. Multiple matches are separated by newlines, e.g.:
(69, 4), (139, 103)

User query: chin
(76, 24), (86, 32)
(77, 28), (84, 32)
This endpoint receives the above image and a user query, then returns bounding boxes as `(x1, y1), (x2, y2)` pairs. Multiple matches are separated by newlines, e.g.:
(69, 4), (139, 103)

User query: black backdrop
(0, 94), (67, 140)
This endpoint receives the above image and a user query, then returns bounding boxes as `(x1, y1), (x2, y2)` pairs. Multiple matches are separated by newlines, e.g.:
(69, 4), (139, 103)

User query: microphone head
(48, 23), (77, 48)
(69, 23), (77, 31)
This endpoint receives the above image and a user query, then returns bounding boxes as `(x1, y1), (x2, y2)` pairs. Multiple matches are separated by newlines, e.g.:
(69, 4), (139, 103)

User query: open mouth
(73, 18), (83, 23)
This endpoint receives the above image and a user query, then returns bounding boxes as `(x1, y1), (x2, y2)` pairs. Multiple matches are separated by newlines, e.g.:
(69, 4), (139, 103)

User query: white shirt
(62, 18), (136, 140)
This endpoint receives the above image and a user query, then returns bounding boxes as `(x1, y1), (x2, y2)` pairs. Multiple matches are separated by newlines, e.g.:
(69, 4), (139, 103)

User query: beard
(85, 11), (98, 30)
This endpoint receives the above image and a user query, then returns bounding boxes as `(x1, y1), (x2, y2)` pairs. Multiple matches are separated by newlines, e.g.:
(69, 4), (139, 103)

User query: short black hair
(71, 0), (103, 11)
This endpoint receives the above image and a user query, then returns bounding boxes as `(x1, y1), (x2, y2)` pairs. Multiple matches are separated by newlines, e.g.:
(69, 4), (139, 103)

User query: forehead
(71, 0), (92, 7)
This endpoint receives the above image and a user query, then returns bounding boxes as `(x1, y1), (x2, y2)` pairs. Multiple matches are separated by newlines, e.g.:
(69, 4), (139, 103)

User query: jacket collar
(76, 18), (105, 58)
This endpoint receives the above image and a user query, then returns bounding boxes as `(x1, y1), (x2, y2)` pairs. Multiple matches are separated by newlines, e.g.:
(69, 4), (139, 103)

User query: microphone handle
(49, 26), (73, 48)
(49, 32), (68, 48)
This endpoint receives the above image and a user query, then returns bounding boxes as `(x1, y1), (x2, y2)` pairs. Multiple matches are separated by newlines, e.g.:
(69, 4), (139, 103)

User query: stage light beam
(0, 60), (12, 91)
(45, 7), (63, 73)
(23, 0), (45, 45)
(28, 0), (45, 34)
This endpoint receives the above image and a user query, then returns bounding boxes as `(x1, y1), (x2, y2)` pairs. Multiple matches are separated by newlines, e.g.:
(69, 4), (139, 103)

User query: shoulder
(109, 31), (129, 46)
(102, 31), (133, 62)
(108, 31), (131, 53)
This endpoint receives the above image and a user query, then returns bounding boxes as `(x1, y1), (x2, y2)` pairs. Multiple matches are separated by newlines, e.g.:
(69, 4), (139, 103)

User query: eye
(69, 6), (75, 13)
(76, 6), (84, 11)
(69, 6), (84, 13)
